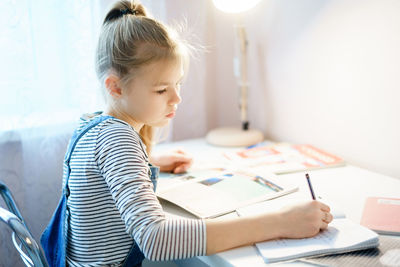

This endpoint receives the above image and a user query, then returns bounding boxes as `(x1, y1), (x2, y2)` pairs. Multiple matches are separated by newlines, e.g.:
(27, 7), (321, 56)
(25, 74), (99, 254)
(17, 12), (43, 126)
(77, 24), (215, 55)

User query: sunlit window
(0, 0), (105, 130)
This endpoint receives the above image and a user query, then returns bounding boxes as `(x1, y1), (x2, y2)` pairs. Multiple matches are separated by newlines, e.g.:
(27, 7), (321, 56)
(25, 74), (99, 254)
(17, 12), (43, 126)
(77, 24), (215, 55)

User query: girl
(41, 1), (333, 266)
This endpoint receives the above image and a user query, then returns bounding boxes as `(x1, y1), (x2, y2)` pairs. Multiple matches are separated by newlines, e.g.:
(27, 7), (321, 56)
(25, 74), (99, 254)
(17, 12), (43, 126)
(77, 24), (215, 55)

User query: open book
(224, 143), (345, 174)
(255, 218), (379, 264)
(156, 168), (297, 219)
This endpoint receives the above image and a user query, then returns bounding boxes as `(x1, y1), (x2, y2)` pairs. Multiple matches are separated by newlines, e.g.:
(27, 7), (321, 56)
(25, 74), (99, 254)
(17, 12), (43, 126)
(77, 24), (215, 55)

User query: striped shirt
(65, 114), (206, 266)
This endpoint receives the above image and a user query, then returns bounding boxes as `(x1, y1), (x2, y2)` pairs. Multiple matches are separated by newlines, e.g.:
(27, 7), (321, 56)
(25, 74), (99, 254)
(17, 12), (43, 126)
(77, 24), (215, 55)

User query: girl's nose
(169, 87), (181, 105)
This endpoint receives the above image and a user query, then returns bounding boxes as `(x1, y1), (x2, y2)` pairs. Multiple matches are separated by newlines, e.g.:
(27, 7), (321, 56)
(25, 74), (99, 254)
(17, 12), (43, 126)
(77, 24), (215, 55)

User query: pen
(305, 173), (316, 200)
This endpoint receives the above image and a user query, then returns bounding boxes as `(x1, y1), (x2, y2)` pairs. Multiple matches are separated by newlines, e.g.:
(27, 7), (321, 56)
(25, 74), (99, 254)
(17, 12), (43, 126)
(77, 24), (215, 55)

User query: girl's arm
(206, 200), (332, 255)
(97, 125), (332, 259)
(149, 149), (333, 254)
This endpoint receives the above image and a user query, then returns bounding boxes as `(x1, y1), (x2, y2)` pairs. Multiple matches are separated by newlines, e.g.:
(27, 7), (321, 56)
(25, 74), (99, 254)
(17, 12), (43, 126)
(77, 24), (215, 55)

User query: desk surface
(154, 138), (400, 267)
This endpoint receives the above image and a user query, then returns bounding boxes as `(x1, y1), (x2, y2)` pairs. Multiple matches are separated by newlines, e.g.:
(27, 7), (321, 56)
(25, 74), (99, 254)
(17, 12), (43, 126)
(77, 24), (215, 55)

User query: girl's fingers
(320, 211), (333, 225)
(181, 162), (191, 171)
(175, 148), (186, 154)
(171, 153), (192, 163)
(320, 221), (329, 230)
(319, 202), (331, 212)
(173, 148), (190, 157)
(173, 166), (184, 174)
(325, 212), (333, 223)
(173, 163), (191, 173)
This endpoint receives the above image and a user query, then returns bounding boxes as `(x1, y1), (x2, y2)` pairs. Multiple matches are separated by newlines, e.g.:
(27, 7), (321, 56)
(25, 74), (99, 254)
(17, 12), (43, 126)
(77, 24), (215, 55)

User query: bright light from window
(212, 0), (261, 13)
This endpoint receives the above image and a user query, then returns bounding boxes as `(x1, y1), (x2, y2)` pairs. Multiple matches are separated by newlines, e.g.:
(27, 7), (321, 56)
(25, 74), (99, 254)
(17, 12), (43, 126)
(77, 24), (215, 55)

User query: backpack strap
(62, 115), (113, 196)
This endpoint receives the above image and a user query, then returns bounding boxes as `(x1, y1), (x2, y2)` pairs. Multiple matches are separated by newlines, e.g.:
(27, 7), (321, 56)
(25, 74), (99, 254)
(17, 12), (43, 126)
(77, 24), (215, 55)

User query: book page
(256, 218), (379, 263)
(156, 169), (297, 218)
(157, 168), (225, 192)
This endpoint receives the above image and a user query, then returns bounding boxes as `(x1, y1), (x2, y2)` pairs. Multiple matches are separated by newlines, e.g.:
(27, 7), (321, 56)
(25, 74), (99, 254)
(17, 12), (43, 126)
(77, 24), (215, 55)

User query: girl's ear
(105, 74), (123, 99)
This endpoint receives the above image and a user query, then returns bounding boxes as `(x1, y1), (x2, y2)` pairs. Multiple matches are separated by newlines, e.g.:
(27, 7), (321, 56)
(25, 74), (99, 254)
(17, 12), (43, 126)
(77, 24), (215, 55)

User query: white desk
(154, 138), (400, 267)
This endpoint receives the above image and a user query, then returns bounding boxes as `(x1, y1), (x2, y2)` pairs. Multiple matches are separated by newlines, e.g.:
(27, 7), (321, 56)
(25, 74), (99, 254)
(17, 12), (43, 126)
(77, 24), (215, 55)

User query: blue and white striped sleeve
(95, 123), (207, 261)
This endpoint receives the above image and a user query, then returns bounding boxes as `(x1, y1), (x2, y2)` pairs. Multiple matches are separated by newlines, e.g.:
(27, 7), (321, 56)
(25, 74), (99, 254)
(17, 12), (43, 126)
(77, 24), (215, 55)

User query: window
(0, 0), (105, 130)
(0, 0), (168, 131)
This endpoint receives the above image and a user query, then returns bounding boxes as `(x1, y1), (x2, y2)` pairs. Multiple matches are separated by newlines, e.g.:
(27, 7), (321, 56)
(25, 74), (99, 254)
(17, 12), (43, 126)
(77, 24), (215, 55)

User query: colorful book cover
(224, 143), (345, 174)
(360, 197), (400, 236)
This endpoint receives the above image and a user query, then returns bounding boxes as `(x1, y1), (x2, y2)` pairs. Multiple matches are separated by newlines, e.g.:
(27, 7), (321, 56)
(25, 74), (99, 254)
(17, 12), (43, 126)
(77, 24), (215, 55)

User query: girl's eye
(156, 89), (167, 94)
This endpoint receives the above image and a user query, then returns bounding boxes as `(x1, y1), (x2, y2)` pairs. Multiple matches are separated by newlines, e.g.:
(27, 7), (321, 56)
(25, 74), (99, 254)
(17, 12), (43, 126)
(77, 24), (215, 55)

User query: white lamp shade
(212, 0), (261, 13)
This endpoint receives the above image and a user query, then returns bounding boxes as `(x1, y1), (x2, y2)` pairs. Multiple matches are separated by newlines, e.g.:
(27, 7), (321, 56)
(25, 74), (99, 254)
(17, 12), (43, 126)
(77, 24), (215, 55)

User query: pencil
(305, 173), (316, 200)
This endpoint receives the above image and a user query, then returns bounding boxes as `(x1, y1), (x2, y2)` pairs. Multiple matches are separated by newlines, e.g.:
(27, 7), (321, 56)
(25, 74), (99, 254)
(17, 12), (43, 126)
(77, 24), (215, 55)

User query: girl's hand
(277, 200), (333, 239)
(150, 149), (193, 174)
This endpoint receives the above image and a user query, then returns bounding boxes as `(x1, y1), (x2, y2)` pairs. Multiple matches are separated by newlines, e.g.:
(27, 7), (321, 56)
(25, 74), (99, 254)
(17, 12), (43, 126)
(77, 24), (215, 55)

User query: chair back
(0, 181), (49, 267)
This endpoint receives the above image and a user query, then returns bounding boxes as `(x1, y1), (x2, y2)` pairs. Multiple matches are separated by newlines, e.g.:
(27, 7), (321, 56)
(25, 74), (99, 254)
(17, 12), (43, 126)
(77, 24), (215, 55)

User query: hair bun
(131, 3), (146, 17)
(103, 1), (147, 24)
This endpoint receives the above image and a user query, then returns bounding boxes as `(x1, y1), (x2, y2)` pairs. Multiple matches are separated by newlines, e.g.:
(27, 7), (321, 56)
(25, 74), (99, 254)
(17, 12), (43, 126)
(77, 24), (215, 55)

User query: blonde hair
(95, 0), (188, 155)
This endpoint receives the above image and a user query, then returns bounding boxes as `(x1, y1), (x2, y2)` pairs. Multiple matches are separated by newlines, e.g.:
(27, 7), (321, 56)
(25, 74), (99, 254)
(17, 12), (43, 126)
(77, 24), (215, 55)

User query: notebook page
(256, 218), (379, 263)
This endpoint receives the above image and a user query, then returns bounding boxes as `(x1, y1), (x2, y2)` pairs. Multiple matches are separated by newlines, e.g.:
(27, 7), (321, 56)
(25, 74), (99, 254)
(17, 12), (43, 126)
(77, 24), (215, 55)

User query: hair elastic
(121, 8), (137, 16)
(103, 8), (137, 23)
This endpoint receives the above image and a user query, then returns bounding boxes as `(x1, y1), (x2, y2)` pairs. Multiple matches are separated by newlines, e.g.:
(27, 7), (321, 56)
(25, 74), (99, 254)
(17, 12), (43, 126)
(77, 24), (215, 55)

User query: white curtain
(0, 1), (106, 265)
(0, 0), (173, 132)
(0, 0), (108, 131)
(0, 1), (169, 265)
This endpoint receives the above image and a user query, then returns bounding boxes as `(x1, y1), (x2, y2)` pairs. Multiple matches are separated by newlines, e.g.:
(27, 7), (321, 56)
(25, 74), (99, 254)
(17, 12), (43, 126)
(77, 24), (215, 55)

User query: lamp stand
(206, 24), (263, 147)
(206, 127), (263, 147)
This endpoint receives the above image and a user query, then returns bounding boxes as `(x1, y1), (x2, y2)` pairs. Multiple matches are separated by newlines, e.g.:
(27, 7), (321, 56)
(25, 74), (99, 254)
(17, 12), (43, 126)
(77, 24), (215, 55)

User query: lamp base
(206, 127), (264, 147)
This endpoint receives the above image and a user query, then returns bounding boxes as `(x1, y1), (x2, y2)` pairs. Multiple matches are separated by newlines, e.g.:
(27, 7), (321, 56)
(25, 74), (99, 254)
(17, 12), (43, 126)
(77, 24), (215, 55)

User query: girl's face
(119, 59), (183, 130)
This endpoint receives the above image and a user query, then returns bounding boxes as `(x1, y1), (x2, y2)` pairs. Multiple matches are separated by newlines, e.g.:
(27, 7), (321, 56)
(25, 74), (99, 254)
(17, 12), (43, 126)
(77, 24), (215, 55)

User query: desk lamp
(207, 0), (264, 147)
